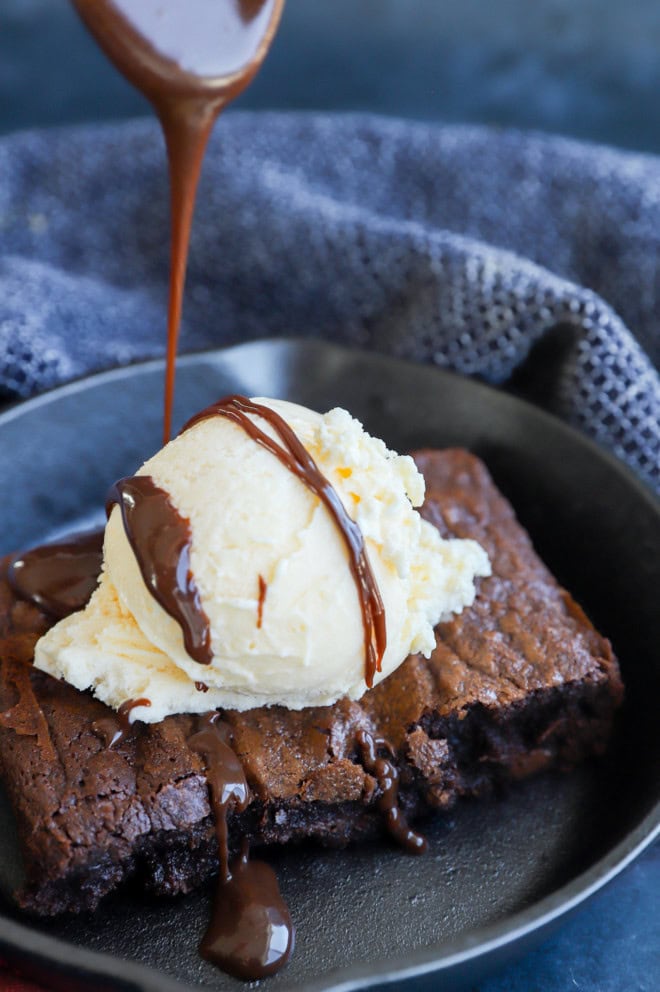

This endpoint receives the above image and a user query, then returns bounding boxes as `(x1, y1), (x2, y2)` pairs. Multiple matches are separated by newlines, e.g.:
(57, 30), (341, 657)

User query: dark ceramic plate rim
(0, 339), (658, 992)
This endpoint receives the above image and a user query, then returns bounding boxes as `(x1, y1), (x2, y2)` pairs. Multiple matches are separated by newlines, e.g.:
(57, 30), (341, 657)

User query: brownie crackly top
(0, 449), (623, 916)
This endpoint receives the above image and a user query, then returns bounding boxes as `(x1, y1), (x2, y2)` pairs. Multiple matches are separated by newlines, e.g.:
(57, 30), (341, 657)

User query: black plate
(0, 339), (658, 992)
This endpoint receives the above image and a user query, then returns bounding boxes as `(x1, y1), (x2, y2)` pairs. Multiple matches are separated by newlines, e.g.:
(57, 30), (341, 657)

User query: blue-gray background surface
(3, 0), (660, 154)
(1, 2), (658, 991)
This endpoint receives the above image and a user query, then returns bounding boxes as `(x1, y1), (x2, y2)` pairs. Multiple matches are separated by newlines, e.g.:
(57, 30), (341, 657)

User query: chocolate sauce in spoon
(71, 0), (285, 443)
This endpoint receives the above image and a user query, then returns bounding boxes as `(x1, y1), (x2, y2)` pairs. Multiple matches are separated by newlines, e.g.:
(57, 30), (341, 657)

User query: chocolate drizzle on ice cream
(106, 476), (213, 665)
(181, 395), (387, 688)
(256, 574), (267, 629)
(35, 396), (490, 718)
(103, 396), (387, 690)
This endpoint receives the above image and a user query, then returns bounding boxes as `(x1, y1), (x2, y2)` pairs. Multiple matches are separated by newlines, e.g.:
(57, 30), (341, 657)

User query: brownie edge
(0, 449), (623, 916)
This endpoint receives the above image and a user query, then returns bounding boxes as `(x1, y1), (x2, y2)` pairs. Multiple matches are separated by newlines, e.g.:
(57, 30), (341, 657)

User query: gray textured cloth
(0, 113), (658, 490)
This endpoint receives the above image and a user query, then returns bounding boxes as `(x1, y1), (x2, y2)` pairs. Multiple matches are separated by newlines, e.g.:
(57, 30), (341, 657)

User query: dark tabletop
(1, 2), (659, 990)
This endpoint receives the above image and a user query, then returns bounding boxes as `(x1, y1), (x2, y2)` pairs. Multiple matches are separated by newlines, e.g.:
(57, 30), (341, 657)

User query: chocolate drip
(181, 396), (387, 688)
(8, 530), (104, 619)
(189, 713), (294, 979)
(189, 713), (249, 881)
(357, 729), (427, 854)
(71, 0), (285, 443)
(92, 697), (151, 749)
(107, 476), (213, 665)
(202, 839), (294, 981)
(257, 574), (267, 629)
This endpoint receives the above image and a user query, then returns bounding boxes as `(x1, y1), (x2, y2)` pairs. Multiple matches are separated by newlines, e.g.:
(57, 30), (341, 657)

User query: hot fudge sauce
(189, 713), (294, 979)
(105, 397), (387, 690)
(256, 573), (268, 628)
(106, 476), (213, 666)
(357, 730), (427, 854)
(92, 697), (153, 749)
(8, 530), (104, 620)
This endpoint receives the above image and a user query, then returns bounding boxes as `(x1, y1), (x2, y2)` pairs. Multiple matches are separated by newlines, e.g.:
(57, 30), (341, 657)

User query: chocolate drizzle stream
(8, 530), (104, 619)
(189, 713), (294, 979)
(92, 697), (152, 749)
(182, 396), (387, 688)
(357, 729), (427, 854)
(71, 0), (285, 443)
(106, 476), (213, 665)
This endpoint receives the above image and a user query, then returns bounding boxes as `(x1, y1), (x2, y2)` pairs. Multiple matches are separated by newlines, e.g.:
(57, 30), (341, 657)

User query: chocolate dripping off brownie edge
(188, 712), (294, 979)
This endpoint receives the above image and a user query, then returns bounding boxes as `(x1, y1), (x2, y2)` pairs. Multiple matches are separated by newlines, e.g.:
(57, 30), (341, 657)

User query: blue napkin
(0, 112), (657, 490)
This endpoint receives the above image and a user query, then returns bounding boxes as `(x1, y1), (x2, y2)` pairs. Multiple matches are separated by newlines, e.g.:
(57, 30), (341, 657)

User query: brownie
(0, 450), (623, 916)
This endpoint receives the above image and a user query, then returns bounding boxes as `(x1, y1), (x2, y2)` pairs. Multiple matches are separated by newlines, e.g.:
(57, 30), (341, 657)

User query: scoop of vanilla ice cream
(35, 398), (490, 721)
